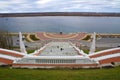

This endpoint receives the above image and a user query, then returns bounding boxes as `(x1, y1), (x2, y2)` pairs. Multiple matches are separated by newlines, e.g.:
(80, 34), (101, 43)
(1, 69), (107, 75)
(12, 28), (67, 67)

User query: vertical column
(89, 32), (96, 54)
(19, 32), (27, 54)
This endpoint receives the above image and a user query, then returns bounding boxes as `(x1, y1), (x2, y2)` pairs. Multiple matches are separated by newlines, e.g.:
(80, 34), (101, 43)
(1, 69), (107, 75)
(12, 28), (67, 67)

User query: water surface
(0, 16), (120, 33)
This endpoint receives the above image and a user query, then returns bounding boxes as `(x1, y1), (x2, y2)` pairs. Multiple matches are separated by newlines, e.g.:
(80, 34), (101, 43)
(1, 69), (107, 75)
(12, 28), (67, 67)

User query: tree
(0, 30), (13, 50)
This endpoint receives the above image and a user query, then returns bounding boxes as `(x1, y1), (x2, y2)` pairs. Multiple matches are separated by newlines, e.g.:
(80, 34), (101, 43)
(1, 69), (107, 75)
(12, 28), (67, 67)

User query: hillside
(0, 12), (120, 17)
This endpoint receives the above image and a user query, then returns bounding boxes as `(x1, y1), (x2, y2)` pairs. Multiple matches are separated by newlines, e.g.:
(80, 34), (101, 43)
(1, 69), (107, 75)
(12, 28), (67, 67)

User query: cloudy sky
(0, 0), (120, 13)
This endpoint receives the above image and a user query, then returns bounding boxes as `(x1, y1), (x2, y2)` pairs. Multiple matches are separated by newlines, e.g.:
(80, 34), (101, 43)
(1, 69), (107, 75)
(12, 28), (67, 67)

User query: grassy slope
(0, 66), (120, 80)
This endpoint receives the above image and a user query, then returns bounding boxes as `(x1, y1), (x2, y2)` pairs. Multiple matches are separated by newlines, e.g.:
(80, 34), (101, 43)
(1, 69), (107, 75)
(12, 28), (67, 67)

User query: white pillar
(19, 32), (27, 54)
(89, 32), (96, 54)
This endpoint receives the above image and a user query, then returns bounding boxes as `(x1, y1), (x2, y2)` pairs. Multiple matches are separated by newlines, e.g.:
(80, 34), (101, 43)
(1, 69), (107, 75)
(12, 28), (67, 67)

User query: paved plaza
(40, 42), (79, 56)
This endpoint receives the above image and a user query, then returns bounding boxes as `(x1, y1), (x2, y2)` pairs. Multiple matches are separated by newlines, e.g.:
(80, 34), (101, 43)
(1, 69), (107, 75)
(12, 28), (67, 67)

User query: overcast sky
(0, 0), (120, 13)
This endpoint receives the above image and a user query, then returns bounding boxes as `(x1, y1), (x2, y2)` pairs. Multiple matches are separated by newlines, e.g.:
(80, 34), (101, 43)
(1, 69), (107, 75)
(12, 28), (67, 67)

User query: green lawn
(27, 49), (35, 54)
(30, 34), (39, 41)
(0, 66), (120, 80)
